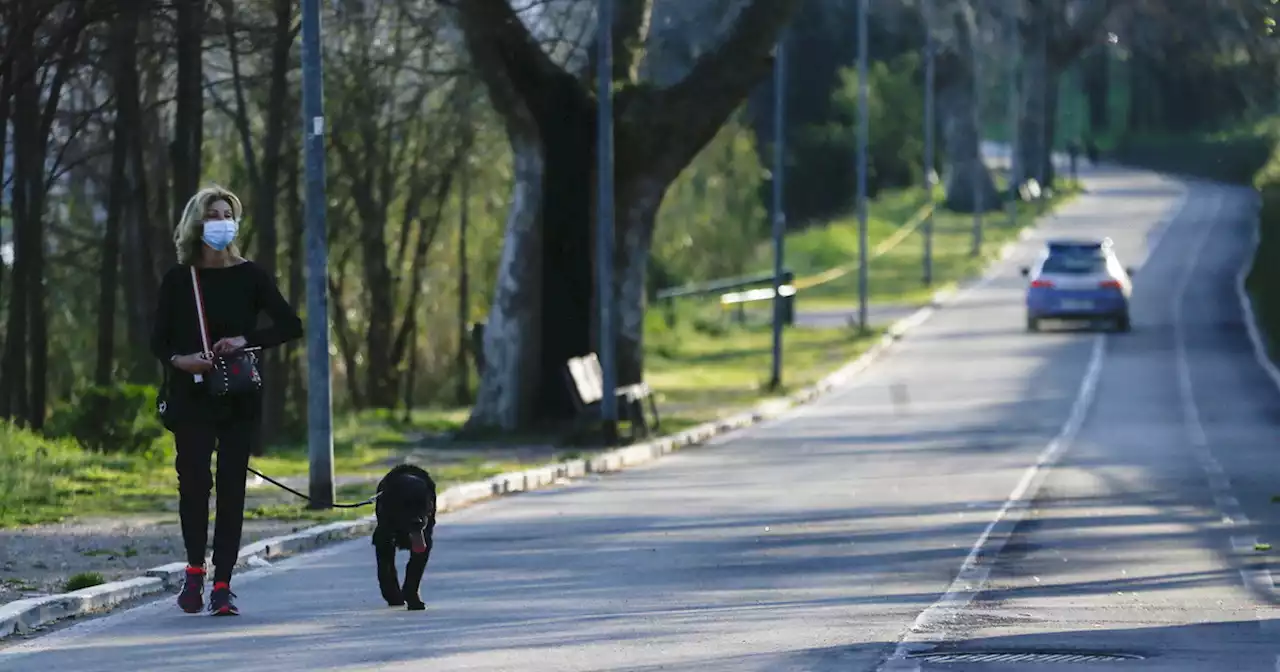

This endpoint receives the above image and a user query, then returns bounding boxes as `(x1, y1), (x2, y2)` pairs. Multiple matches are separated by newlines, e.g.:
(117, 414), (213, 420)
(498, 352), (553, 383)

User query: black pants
(173, 418), (254, 584)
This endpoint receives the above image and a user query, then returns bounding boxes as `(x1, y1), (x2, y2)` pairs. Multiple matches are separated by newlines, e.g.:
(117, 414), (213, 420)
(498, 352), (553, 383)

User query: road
(1, 165), (1277, 671)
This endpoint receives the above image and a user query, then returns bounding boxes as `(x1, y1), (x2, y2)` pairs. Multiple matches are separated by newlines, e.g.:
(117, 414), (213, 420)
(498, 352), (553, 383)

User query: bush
(46, 383), (165, 457)
(0, 421), (87, 524)
(1113, 133), (1273, 185)
(651, 113), (770, 291)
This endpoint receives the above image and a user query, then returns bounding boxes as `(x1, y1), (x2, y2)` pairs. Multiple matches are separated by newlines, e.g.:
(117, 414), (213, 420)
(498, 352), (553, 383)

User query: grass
(643, 315), (883, 429)
(0, 408), (514, 529)
(1, 174), (1080, 531)
(740, 181), (1082, 313)
(64, 572), (105, 592)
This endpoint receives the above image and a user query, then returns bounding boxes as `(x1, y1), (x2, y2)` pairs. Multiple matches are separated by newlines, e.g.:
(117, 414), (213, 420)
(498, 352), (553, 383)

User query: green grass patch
(0, 406), (477, 529)
(755, 182), (1082, 313)
(64, 572), (105, 592)
(643, 315), (882, 429)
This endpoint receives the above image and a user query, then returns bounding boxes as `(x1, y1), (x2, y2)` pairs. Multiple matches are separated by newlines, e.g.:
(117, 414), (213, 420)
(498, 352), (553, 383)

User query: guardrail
(654, 199), (936, 326)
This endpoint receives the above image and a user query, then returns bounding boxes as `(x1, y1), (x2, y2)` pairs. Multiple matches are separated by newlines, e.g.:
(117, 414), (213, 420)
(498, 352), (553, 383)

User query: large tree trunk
(456, 0), (801, 433)
(125, 33), (166, 382)
(96, 8), (140, 386)
(0, 40), (34, 424)
(1042, 68), (1060, 184)
(612, 177), (666, 385)
(936, 61), (999, 213)
(1082, 47), (1108, 134)
(0, 47), (11, 334)
(1019, 0), (1113, 186)
(255, 0), (293, 448)
(1015, 2), (1051, 187)
(172, 0), (205, 223)
(285, 130), (306, 429)
(466, 137), (546, 430)
(931, 5), (998, 213)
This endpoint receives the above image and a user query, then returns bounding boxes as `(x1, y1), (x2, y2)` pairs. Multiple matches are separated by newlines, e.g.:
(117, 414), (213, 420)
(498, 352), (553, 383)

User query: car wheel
(1115, 313), (1131, 333)
(1026, 315), (1039, 332)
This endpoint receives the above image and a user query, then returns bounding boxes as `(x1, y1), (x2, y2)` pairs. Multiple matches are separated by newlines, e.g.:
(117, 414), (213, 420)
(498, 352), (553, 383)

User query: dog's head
(383, 473), (433, 553)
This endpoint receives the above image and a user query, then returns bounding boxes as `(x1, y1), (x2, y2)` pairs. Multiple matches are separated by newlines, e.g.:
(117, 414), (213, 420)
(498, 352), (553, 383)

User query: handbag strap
(189, 265), (212, 355)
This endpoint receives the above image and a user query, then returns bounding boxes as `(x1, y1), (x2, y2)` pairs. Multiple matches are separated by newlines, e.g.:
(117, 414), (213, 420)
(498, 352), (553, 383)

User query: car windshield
(1041, 253), (1108, 275)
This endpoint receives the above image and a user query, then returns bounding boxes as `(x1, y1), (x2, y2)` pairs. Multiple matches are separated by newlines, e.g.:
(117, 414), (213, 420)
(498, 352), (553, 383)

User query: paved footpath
(1, 164), (1276, 671)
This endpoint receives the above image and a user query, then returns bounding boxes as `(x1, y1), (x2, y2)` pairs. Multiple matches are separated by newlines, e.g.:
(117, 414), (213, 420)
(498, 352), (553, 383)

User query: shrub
(46, 384), (165, 457)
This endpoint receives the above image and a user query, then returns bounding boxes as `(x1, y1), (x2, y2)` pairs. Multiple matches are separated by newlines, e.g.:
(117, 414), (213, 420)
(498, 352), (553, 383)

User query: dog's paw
(405, 597), (425, 611)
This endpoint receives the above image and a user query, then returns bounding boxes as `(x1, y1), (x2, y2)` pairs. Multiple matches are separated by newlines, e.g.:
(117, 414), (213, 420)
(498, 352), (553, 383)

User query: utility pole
(457, 92), (473, 407)
(970, 6), (984, 258)
(1007, 1), (1021, 229)
(923, 0), (936, 287)
(856, 0), (870, 331)
(769, 29), (787, 390)
(596, 0), (618, 444)
(301, 0), (333, 509)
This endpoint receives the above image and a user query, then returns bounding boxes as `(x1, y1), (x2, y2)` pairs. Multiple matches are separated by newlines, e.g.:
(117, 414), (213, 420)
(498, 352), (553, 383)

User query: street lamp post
(300, 0), (334, 509)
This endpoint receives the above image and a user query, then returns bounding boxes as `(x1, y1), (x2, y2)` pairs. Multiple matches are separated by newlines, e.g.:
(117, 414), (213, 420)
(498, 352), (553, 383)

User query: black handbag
(191, 266), (262, 397)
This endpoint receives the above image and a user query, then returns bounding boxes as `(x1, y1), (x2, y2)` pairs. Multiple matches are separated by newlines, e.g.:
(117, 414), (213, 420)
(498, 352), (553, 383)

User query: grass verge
(3, 180), (1079, 530)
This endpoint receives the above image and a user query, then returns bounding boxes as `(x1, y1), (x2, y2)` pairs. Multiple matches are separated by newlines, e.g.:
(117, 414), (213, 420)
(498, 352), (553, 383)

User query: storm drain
(910, 651), (1144, 664)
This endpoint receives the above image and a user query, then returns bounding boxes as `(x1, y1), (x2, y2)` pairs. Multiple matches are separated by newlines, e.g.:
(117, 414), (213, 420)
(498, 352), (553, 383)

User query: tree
(921, 0), (999, 212)
(1011, 0), (1117, 187)
(449, 0), (803, 432)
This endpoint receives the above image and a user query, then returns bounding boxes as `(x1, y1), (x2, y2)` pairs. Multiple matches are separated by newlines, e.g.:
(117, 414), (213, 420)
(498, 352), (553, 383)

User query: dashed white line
(1171, 186), (1277, 614)
(878, 335), (1107, 669)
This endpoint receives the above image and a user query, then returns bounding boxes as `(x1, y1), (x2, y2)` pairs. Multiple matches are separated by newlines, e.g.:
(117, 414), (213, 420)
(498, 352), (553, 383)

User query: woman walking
(150, 185), (302, 616)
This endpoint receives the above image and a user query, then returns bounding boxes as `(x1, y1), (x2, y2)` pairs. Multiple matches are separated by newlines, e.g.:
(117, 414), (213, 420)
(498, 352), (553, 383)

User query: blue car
(1021, 238), (1134, 332)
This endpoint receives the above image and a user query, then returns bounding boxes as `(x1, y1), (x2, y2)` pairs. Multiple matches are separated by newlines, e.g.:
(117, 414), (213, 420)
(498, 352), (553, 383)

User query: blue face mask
(202, 219), (239, 251)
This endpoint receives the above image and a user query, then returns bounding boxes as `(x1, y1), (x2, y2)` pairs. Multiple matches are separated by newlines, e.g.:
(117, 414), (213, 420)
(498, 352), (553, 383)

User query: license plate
(1059, 299), (1093, 310)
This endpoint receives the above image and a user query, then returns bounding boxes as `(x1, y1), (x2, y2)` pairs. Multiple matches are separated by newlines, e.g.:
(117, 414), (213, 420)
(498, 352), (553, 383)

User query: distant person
(150, 185), (302, 616)
(1085, 137), (1100, 166)
(1067, 139), (1081, 180)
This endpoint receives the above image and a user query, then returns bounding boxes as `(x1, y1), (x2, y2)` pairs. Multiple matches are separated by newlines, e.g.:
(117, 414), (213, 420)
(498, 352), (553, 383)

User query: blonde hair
(174, 185), (244, 265)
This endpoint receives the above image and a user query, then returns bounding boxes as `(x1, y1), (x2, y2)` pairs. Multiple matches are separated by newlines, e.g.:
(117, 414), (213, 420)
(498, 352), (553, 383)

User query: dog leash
(247, 466), (383, 509)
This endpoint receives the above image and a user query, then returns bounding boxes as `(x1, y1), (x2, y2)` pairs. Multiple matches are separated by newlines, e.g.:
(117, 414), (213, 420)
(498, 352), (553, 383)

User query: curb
(0, 198), (1060, 642)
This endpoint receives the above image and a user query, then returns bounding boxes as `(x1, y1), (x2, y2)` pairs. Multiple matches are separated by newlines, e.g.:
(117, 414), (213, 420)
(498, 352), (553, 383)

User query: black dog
(372, 464), (437, 611)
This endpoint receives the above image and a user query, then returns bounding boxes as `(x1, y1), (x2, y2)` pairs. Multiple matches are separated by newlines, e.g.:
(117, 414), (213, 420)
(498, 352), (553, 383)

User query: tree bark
(0, 33), (34, 424)
(1082, 47), (1108, 133)
(455, 0), (802, 432)
(285, 128), (306, 428)
(928, 2), (999, 213)
(935, 52), (999, 212)
(1015, 1), (1051, 186)
(1016, 0), (1115, 188)
(96, 7), (140, 387)
(172, 0), (205, 223)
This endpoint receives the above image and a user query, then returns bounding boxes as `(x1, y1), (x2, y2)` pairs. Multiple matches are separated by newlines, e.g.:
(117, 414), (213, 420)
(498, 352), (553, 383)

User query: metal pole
(457, 111), (471, 406)
(1006, 2), (1020, 228)
(769, 30), (787, 390)
(301, 0), (333, 509)
(596, 0), (618, 443)
(970, 6), (984, 258)
(856, 0), (870, 331)
(922, 0), (935, 287)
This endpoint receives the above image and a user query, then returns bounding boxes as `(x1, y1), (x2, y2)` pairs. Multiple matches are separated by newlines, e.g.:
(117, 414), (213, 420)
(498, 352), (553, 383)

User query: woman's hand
(213, 336), (247, 354)
(172, 353), (213, 374)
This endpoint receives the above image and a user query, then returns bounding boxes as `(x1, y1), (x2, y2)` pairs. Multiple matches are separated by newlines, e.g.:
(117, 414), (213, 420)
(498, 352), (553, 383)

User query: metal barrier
(653, 197), (943, 326)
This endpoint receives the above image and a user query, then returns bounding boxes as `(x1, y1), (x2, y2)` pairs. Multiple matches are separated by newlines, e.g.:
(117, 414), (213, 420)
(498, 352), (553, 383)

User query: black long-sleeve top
(151, 261), (303, 423)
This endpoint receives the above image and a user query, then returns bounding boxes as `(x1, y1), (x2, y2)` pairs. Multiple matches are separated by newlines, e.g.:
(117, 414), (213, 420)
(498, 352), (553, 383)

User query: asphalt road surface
(2, 165), (1277, 671)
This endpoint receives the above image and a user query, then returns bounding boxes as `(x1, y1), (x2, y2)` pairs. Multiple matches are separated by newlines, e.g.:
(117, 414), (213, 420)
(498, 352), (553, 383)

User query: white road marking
(879, 175), (1196, 669)
(878, 335), (1107, 668)
(1170, 186), (1278, 664)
